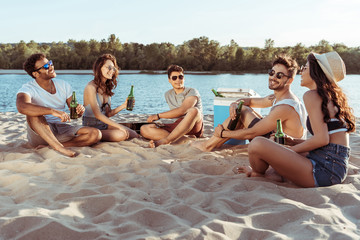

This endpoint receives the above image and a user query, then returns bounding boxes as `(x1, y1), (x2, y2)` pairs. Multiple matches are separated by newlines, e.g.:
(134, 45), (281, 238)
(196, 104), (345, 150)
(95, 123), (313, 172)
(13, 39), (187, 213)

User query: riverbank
(0, 112), (359, 239)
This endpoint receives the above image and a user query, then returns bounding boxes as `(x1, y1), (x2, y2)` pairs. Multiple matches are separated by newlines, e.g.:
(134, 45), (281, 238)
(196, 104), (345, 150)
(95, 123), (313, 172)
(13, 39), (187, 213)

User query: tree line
(1, 34), (359, 73)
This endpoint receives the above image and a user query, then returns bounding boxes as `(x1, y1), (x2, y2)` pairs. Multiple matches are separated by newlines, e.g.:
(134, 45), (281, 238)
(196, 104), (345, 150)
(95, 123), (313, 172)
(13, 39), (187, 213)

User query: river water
(0, 72), (359, 117)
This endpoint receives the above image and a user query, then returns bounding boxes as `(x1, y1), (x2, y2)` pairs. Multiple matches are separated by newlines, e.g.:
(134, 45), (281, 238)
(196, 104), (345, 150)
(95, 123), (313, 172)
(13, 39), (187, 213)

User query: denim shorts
(307, 143), (350, 187)
(82, 116), (108, 130)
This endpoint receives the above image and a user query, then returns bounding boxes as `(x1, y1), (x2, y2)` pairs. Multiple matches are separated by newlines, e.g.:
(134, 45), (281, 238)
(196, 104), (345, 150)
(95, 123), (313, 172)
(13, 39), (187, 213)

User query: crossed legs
(27, 116), (101, 157)
(100, 125), (138, 142)
(140, 107), (202, 147)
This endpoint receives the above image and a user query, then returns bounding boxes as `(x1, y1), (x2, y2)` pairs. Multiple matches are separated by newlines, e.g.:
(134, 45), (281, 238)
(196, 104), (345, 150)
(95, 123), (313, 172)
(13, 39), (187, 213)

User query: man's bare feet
(54, 146), (77, 157)
(191, 140), (212, 152)
(149, 139), (169, 148)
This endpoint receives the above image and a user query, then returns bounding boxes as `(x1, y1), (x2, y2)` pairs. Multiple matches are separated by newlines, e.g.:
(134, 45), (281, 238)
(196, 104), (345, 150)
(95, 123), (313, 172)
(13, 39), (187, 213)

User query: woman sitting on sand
(82, 54), (138, 141)
(238, 51), (355, 187)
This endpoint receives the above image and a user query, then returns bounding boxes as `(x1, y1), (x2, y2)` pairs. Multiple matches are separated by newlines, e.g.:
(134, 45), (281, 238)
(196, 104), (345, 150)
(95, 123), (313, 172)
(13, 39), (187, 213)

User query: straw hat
(313, 51), (346, 83)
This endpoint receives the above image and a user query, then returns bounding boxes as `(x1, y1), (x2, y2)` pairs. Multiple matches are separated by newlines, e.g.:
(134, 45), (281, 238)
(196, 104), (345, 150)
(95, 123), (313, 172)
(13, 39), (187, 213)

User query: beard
(268, 78), (289, 90)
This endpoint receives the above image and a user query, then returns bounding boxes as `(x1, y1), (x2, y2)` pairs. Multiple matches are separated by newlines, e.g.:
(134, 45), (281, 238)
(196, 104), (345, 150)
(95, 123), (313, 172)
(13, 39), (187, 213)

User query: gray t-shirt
(164, 87), (203, 115)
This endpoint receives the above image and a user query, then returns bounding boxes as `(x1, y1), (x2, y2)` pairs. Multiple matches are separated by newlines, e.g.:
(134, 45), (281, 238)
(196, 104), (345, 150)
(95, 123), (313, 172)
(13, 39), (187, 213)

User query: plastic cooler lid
(216, 88), (260, 97)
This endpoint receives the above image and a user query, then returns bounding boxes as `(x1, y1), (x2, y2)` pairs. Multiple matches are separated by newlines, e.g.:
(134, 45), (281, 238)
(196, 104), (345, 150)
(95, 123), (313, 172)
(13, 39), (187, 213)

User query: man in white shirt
(192, 54), (307, 152)
(16, 53), (101, 157)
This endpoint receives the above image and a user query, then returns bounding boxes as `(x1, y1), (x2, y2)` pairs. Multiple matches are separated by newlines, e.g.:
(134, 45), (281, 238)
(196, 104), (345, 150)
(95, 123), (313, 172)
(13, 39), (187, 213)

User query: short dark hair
(23, 53), (46, 79)
(272, 54), (298, 78)
(167, 64), (184, 79)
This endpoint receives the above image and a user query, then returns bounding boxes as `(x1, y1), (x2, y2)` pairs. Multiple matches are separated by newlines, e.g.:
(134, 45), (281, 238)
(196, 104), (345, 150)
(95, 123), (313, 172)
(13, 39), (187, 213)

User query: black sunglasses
(268, 69), (291, 79)
(171, 75), (184, 81)
(34, 60), (53, 72)
(106, 65), (117, 72)
(300, 65), (308, 73)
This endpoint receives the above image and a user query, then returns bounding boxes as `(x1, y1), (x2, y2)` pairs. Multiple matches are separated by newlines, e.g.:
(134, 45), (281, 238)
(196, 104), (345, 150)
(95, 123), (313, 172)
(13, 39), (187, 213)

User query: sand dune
(0, 112), (359, 239)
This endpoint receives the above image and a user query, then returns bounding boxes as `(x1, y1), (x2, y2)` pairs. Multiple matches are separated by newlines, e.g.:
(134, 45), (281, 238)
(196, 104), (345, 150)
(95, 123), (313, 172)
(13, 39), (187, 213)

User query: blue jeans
(307, 143), (350, 187)
(82, 116), (108, 130)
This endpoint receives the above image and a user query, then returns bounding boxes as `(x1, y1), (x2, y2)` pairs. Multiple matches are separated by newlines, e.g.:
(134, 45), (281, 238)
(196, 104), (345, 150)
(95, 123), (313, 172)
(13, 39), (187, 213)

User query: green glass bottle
(275, 119), (285, 145)
(227, 100), (244, 130)
(70, 91), (78, 119)
(126, 85), (134, 111)
(211, 89), (225, 97)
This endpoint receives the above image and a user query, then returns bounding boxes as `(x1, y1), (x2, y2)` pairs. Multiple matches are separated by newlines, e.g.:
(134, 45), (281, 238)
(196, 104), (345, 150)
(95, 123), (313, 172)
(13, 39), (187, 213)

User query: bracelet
(220, 129), (225, 138)
(157, 113), (160, 120)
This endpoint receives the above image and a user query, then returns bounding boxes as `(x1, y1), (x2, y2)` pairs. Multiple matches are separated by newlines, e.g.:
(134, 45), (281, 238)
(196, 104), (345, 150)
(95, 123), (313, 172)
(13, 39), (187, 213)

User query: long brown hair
(93, 54), (119, 96)
(308, 53), (355, 132)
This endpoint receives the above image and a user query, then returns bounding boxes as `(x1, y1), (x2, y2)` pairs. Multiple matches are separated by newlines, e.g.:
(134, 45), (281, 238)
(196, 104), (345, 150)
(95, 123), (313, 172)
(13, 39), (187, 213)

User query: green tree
(312, 39), (333, 53)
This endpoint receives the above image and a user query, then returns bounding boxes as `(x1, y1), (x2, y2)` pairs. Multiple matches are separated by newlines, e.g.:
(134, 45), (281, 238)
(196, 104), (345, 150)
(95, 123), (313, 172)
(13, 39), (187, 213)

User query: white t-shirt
(272, 97), (308, 139)
(17, 78), (73, 123)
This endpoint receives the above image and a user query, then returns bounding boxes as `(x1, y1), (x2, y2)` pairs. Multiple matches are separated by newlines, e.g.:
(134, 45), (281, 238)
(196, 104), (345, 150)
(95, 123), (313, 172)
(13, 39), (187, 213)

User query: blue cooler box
(213, 88), (260, 145)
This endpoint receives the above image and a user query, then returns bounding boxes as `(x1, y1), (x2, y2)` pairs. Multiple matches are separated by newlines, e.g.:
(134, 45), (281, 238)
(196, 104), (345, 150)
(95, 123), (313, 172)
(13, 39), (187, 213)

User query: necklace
(50, 80), (55, 94)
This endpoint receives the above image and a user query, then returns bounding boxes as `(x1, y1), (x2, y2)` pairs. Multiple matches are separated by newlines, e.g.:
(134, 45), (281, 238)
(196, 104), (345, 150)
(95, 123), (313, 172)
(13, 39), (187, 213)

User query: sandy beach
(0, 112), (359, 239)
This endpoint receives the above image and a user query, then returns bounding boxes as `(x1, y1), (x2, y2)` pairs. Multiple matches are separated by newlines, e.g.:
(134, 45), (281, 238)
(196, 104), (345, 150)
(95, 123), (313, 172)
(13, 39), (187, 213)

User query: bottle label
(70, 106), (78, 119)
(275, 137), (285, 145)
(126, 97), (134, 111)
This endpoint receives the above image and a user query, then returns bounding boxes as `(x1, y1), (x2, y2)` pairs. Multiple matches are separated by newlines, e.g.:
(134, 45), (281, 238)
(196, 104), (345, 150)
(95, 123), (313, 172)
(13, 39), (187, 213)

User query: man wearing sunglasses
(193, 55), (307, 152)
(16, 53), (101, 157)
(141, 64), (203, 147)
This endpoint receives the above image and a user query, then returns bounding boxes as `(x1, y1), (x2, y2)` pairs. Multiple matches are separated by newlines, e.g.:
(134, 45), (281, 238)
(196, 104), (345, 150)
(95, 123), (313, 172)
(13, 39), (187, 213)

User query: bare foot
(234, 166), (284, 182)
(191, 140), (211, 152)
(34, 144), (47, 150)
(234, 166), (264, 178)
(149, 139), (168, 148)
(263, 168), (285, 182)
(149, 140), (156, 148)
(54, 146), (77, 157)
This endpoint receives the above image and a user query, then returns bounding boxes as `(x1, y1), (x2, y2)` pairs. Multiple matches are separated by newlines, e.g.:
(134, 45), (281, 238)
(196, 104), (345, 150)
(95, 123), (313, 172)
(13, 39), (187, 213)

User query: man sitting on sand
(192, 54), (307, 152)
(16, 53), (101, 157)
(140, 64), (203, 147)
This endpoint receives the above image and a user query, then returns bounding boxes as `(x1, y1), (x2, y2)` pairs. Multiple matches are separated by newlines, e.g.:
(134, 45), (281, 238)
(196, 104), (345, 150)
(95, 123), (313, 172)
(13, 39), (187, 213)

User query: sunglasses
(171, 75), (184, 81)
(105, 65), (117, 72)
(268, 69), (291, 79)
(300, 65), (308, 73)
(34, 60), (53, 72)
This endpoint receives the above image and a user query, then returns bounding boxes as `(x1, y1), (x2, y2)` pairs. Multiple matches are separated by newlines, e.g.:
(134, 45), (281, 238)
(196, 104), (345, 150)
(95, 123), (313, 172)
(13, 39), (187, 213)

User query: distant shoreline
(0, 69), (263, 75)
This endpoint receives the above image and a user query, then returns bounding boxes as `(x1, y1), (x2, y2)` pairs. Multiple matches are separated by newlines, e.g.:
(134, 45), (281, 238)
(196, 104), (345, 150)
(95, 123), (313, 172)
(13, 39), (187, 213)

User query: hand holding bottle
(227, 101), (244, 130)
(229, 102), (239, 120)
(76, 104), (85, 117)
(124, 97), (135, 109)
(229, 99), (247, 120)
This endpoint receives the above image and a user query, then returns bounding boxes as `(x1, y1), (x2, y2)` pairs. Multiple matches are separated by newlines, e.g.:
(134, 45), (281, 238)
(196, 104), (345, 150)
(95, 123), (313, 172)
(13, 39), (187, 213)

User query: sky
(1, 0), (360, 48)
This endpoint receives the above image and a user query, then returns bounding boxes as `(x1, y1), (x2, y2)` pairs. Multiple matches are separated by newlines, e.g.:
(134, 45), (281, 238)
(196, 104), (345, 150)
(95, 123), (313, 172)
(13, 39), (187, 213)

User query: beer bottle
(275, 119), (285, 145)
(211, 89), (225, 97)
(227, 100), (244, 130)
(126, 85), (134, 111)
(70, 91), (78, 119)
